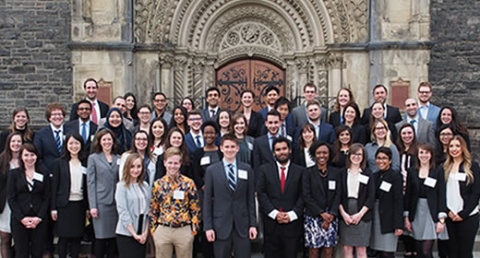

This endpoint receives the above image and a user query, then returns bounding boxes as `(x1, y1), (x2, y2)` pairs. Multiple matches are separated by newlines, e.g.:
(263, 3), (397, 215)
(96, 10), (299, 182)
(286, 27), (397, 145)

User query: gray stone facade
(0, 0), (72, 128)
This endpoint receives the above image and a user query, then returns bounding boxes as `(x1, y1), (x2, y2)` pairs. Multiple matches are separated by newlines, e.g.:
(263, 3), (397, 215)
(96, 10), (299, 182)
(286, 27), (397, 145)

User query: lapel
(219, 162), (231, 193)
(283, 163), (296, 194)
(270, 163), (282, 194)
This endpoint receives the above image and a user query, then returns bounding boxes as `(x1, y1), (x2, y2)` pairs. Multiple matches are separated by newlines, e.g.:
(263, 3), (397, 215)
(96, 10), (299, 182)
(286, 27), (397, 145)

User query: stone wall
(429, 0), (480, 157)
(0, 0), (72, 128)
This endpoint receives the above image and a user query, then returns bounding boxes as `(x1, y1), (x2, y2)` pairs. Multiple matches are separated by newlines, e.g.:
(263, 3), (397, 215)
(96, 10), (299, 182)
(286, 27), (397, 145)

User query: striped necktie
(54, 130), (62, 154)
(227, 163), (235, 192)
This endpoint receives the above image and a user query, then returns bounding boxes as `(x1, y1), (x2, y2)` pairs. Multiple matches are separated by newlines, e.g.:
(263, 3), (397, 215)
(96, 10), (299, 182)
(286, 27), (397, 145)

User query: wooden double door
(216, 59), (285, 112)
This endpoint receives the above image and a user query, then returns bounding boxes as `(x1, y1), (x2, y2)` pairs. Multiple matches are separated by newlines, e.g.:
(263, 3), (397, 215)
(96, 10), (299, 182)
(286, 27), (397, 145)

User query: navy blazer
(51, 158), (88, 210)
(34, 125), (65, 173)
(404, 167), (446, 223)
(329, 111), (342, 128)
(203, 160), (256, 240)
(256, 162), (304, 237)
(70, 99), (109, 122)
(191, 148), (223, 189)
(338, 168), (375, 222)
(303, 166), (340, 217)
(293, 122), (335, 146)
(373, 168), (404, 234)
(252, 134), (275, 169)
(185, 132), (203, 161)
(8, 168), (50, 221)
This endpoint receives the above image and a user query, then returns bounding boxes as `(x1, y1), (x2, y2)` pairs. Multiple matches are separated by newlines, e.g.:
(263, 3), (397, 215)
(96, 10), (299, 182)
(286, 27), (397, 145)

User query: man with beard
(70, 78), (109, 123)
(256, 137), (304, 258)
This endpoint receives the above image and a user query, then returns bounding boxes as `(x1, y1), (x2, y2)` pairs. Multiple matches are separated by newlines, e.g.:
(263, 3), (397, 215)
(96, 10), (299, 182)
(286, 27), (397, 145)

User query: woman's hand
(404, 217), (413, 233)
(90, 208), (98, 218)
(436, 222), (445, 233)
(394, 229), (403, 236)
(350, 212), (364, 225)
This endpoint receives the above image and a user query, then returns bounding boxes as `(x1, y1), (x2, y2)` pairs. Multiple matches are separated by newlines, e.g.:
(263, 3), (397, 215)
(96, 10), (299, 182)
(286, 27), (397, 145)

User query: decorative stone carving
(219, 22), (282, 53)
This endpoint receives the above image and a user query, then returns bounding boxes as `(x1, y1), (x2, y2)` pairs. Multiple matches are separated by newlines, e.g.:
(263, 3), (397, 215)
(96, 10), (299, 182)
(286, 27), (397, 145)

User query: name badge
(456, 173), (467, 182)
(359, 174), (369, 184)
(247, 142), (253, 151)
(238, 169), (248, 180)
(33, 172), (44, 182)
(286, 135), (292, 142)
(173, 190), (185, 200)
(82, 167), (87, 175)
(116, 159), (121, 165)
(328, 180), (336, 190)
(424, 177), (437, 188)
(90, 135), (95, 142)
(380, 181), (392, 192)
(200, 156), (211, 166)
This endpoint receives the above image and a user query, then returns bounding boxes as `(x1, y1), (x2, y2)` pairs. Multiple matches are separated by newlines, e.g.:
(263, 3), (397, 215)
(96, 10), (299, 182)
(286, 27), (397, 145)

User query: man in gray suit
(396, 98), (436, 147)
(291, 83), (326, 129)
(203, 134), (257, 258)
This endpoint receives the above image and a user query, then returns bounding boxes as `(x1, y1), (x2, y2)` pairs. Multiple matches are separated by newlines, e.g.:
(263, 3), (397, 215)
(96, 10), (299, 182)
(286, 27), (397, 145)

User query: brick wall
(0, 0), (72, 128)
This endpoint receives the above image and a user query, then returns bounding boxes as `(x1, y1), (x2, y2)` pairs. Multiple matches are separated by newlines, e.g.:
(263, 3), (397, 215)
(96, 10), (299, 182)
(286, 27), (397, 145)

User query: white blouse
(69, 162), (84, 201)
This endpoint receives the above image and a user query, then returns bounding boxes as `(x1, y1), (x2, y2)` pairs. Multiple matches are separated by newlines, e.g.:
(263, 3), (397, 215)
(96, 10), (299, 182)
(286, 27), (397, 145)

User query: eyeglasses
(418, 91), (431, 94)
(154, 99), (166, 103)
(78, 108), (91, 111)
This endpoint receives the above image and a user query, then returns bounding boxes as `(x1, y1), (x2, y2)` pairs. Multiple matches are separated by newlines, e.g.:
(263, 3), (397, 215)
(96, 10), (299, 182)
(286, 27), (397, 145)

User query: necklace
(318, 169), (328, 177)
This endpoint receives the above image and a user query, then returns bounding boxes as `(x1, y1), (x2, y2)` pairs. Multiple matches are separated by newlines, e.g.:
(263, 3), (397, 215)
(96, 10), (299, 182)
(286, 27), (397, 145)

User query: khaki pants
(153, 225), (194, 258)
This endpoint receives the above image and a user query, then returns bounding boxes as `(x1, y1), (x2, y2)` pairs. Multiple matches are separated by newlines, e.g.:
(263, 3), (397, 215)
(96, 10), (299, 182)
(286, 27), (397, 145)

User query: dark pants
(214, 229), (250, 258)
(264, 233), (300, 258)
(94, 237), (117, 258)
(11, 218), (47, 258)
(446, 213), (479, 258)
(57, 237), (82, 258)
(116, 234), (146, 258)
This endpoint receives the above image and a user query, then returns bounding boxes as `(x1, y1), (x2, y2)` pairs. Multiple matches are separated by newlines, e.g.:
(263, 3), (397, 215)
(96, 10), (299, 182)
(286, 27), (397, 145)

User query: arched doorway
(216, 59), (285, 112)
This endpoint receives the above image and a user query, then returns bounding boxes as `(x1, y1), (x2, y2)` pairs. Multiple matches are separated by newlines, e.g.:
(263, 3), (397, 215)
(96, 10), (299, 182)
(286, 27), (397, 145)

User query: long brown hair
(9, 107), (34, 142)
(415, 142), (436, 170)
(0, 132), (22, 174)
(444, 135), (473, 184)
(396, 123), (418, 156)
(346, 143), (366, 170)
(121, 153), (145, 187)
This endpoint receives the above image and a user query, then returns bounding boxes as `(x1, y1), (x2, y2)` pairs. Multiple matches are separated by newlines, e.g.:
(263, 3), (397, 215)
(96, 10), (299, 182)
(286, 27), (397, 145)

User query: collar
(407, 115), (419, 123)
(276, 160), (290, 169)
(50, 124), (63, 133)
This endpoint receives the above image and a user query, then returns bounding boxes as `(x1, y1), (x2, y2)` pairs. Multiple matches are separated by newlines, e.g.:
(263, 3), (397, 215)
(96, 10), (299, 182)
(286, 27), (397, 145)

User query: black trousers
(94, 237), (117, 258)
(264, 233), (300, 258)
(11, 218), (47, 258)
(116, 234), (146, 258)
(446, 213), (479, 258)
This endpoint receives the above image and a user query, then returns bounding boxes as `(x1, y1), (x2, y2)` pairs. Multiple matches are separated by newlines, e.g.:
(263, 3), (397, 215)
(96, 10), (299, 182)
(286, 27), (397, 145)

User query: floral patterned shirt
(149, 174), (200, 235)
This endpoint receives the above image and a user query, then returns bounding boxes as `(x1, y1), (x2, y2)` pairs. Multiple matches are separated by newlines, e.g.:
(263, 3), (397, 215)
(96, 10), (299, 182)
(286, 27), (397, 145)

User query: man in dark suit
(274, 97), (295, 140)
(201, 87), (222, 122)
(252, 110), (281, 169)
(258, 86), (280, 120)
(203, 134), (257, 258)
(360, 84), (402, 125)
(70, 78), (109, 123)
(291, 83), (326, 128)
(185, 109), (204, 159)
(396, 98), (435, 147)
(64, 99), (98, 155)
(294, 100), (335, 145)
(257, 137), (304, 258)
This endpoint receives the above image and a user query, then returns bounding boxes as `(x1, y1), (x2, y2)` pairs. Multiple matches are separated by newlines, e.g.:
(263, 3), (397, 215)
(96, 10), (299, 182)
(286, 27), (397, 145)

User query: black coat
(51, 158), (88, 210)
(373, 168), (403, 234)
(303, 165), (340, 217)
(338, 168), (375, 222)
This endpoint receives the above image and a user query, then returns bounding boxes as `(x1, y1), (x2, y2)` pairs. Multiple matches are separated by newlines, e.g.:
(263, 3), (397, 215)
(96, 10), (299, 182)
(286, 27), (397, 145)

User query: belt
(160, 222), (191, 228)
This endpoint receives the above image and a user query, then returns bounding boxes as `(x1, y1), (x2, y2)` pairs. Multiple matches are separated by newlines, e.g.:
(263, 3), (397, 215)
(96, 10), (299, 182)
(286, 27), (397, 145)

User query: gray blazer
(115, 181), (150, 236)
(203, 160), (256, 240)
(396, 117), (436, 148)
(87, 152), (120, 208)
(291, 104), (327, 129)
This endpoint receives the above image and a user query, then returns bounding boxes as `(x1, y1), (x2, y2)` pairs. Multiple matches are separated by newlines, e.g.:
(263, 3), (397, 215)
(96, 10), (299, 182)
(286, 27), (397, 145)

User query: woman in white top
(443, 135), (480, 258)
(115, 153), (150, 258)
(51, 132), (88, 258)
(292, 123), (316, 168)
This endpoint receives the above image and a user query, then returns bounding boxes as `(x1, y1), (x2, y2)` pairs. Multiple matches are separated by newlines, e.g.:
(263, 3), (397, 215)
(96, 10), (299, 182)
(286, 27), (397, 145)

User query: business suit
(338, 168), (375, 222)
(151, 110), (172, 125)
(372, 168), (403, 234)
(396, 117), (436, 147)
(291, 104), (327, 129)
(303, 165), (341, 217)
(329, 111), (342, 128)
(252, 134), (275, 169)
(8, 168), (50, 258)
(258, 106), (272, 121)
(244, 111), (264, 138)
(203, 160), (256, 258)
(64, 119), (98, 155)
(34, 125), (65, 173)
(361, 105), (402, 125)
(418, 103), (441, 130)
(70, 99), (109, 122)
(256, 162), (304, 258)
(185, 132), (204, 160)
(201, 107), (222, 122)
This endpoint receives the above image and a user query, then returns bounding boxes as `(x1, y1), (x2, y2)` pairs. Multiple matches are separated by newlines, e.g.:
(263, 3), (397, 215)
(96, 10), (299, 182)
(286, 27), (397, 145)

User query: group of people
(0, 78), (477, 258)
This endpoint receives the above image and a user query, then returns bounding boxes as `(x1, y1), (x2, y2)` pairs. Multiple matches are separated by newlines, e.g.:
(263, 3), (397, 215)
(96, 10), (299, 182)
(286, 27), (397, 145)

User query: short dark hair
(265, 109), (281, 121)
(274, 97), (291, 111)
(303, 82), (317, 92)
(272, 136), (291, 150)
(308, 141), (334, 164)
(83, 78), (97, 88)
(375, 146), (392, 160)
(240, 89), (255, 99)
(220, 133), (238, 146)
(206, 87), (220, 96)
(153, 92), (166, 100)
(202, 120), (219, 134)
(265, 86), (280, 95)
(373, 84), (388, 93)
(77, 99), (92, 109)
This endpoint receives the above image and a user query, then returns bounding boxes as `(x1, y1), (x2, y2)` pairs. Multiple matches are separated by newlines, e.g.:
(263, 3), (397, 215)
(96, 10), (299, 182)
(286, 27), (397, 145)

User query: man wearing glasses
(64, 99), (98, 156)
(416, 82), (441, 130)
(152, 92), (172, 124)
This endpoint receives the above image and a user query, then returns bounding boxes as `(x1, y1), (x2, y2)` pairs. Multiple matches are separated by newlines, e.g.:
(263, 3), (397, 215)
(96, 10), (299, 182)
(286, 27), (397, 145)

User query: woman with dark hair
(7, 143), (50, 258)
(181, 97), (195, 112)
(435, 124), (455, 166)
(154, 127), (192, 180)
(135, 105), (152, 134)
(329, 88), (355, 127)
(302, 141), (340, 258)
(342, 102), (367, 144)
(370, 147), (403, 258)
(51, 132), (88, 258)
(119, 130), (155, 187)
(0, 107), (35, 152)
(101, 107), (132, 154)
(149, 117), (168, 158)
(216, 110), (232, 137)
(240, 89), (264, 138)
(115, 153), (150, 258)
(231, 114), (254, 164)
(124, 92), (138, 126)
(332, 125), (352, 169)
(169, 106), (189, 135)
(0, 132), (22, 258)
(436, 106), (470, 150)
(443, 135), (480, 258)
(292, 123), (317, 168)
(338, 143), (375, 258)
(87, 129), (120, 258)
(404, 143), (448, 258)
(367, 102), (398, 143)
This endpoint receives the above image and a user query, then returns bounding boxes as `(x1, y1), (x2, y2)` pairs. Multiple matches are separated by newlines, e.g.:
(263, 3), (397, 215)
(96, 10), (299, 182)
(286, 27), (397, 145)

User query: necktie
(54, 130), (62, 154)
(281, 124), (286, 137)
(81, 123), (87, 143)
(280, 167), (286, 193)
(91, 102), (98, 124)
(410, 119), (416, 125)
(195, 135), (202, 148)
(227, 163), (235, 192)
(210, 109), (215, 118)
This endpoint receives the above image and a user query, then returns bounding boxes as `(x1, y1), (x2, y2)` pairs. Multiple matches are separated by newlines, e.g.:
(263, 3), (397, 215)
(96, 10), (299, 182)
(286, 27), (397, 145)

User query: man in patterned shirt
(149, 147), (200, 258)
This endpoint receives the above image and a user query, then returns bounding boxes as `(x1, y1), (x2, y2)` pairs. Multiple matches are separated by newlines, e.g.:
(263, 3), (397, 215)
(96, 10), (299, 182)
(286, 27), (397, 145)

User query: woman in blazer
(404, 143), (448, 258)
(240, 89), (264, 138)
(87, 129), (120, 258)
(329, 88), (355, 127)
(51, 132), (88, 258)
(7, 143), (50, 258)
(338, 143), (375, 258)
(302, 141), (340, 258)
(0, 132), (22, 258)
(370, 147), (403, 258)
(292, 123), (316, 168)
(154, 127), (192, 180)
(442, 135), (480, 258)
(332, 125), (353, 169)
(0, 107), (35, 153)
(231, 114), (254, 164)
(115, 153), (150, 258)
(342, 102), (367, 144)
